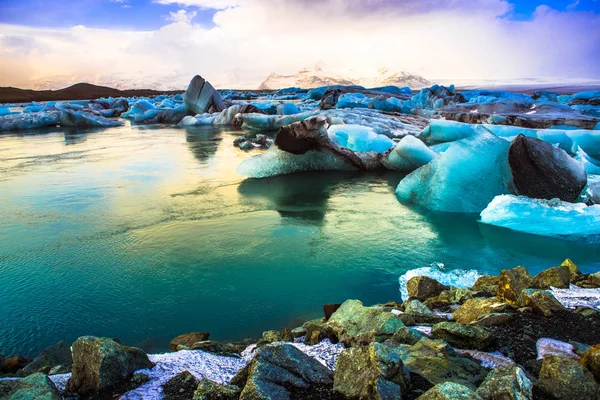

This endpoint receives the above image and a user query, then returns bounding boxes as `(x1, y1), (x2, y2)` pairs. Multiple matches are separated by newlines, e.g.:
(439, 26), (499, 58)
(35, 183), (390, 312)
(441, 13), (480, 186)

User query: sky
(0, 0), (599, 89)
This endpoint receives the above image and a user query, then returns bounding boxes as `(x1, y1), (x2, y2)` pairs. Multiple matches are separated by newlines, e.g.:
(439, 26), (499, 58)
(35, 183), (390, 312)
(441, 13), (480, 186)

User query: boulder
(302, 318), (338, 346)
(333, 342), (410, 399)
(508, 134), (587, 202)
(0, 355), (31, 375)
(561, 259), (582, 282)
(393, 339), (488, 390)
(0, 372), (61, 399)
(189, 340), (252, 357)
(327, 300), (405, 346)
(170, 332), (210, 352)
(530, 266), (570, 289)
(537, 356), (598, 400)
(418, 382), (482, 399)
(518, 289), (564, 317)
(452, 299), (508, 324)
(475, 365), (533, 400)
(431, 322), (493, 350)
(581, 344), (600, 380)
(21, 341), (72, 375)
(400, 299), (447, 326)
(388, 327), (424, 346)
(497, 267), (533, 306)
(65, 336), (154, 396)
(183, 75), (226, 115)
(469, 313), (513, 327)
(231, 343), (333, 400)
(471, 276), (500, 297)
(426, 288), (474, 309)
(407, 276), (449, 302)
(162, 371), (199, 400)
(193, 378), (241, 400)
(323, 304), (341, 321)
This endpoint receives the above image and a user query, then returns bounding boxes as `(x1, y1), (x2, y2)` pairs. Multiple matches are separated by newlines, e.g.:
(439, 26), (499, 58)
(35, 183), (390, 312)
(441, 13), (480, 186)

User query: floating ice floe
(0, 111), (60, 131)
(48, 340), (344, 399)
(381, 135), (437, 172)
(327, 124), (394, 153)
(60, 109), (124, 128)
(480, 195), (600, 243)
(396, 129), (513, 213)
(398, 266), (485, 301)
(236, 111), (317, 131)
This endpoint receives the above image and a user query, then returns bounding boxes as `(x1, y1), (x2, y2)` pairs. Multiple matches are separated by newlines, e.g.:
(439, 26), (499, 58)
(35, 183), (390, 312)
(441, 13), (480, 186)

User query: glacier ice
(183, 75), (226, 115)
(396, 129), (513, 213)
(60, 109), (124, 128)
(536, 338), (578, 360)
(0, 107), (14, 116)
(419, 119), (478, 143)
(551, 287), (600, 311)
(480, 195), (600, 243)
(327, 124), (394, 153)
(22, 103), (45, 113)
(122, 100), (155, 118)
(576, 148), (600, 175)
(277, 102), (300, 115)
(566, 129), (600, 158)
(381, 135), (437, 172)
(0, 111), (60, 131)
(398, 266), (485, 301)
(236, 111), (317, 131)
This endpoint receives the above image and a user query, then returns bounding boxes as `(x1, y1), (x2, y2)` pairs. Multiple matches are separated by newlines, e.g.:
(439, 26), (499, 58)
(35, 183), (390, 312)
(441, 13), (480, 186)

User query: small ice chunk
(236, 111), (316, 131)
(537, 338), (578, 360)
(328, 124), (394, 153)
(381, 135), (437, 171)
(455, 350), (515, 369)
(277, 102), (300, 115)
(398, 266), (485, 301)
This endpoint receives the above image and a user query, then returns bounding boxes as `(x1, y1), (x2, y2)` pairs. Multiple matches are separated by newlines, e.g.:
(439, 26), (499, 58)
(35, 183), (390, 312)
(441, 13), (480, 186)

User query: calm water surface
(1, 123), (599, 357)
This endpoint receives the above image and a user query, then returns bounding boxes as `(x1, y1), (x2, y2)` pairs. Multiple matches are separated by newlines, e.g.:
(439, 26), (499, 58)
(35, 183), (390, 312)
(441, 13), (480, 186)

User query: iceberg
(480, 195), (600, 243)
(60, 109), (124, 128)
(276, 102), (300, 115)
(22, 103), (45, 113)
(566, 129), (600, 158)
(396, 129), (513, 213)
(419, 119), (478, 143)
(183, 75), (226, 115)
(381, 135), (437, 172)
(327, 124), (394, 153)
(0, 111), (60, 131)
(0, 107), (13, 116)
(121, 99), (155, 118)
(236, 111), (316, 131)
(576, 148), (600, 175)
(335, 93), (371, 109)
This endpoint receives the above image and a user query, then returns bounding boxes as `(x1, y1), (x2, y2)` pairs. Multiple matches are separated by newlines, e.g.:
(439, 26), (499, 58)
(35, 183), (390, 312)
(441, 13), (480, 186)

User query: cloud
(0, 0), (599, 89)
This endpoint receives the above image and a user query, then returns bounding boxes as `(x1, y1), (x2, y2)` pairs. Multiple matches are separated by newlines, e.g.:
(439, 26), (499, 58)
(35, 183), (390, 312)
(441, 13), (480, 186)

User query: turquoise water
(1, 123), (599, 357)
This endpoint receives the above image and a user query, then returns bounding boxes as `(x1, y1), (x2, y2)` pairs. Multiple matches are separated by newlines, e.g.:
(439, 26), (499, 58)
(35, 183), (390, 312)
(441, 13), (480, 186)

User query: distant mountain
(0, 83), (183, 104)
(258, 65), (430, 90)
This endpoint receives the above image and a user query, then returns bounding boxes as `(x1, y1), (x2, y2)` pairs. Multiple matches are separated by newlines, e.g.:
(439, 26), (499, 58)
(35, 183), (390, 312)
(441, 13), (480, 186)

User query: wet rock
(475, 365), (532, 400)
(162, 370), (200, 400)
(327, 300), (405, 346)
(170, 332), (210, 352)
(471, 276), (500, 297)
(431, 322), (493, 350)
(531, 266), (571, 289)
(333, 342), (410, 399)
(573, 272), (600, 289)
(0, 372), (61, 399)
(302, 319), (338, 346)
(470, 313), (513, 327)
(497, 267), (533, 306)
(193, 378), (241, 400)
(388, 327), (424, 346)
(452, 298), (509, 324)
(518, 289), (564, 317)
(188, 340), (248, 357)
(65, 336), (154, 396)
(561, 259), (582, 283)
(231, 343), (333, 400)
(418, 382), (482, 399)
(399, 299), (447, 326)
(323, 304), (341, 321)
(581, 344), (600, 380)
(425, 288), (474, 309)
(183, 75), (226, 115)
(537, 355), (598, 400)
(0, 355), (32, 374)
(393, 338), (488, 390)
(407, 276), (449, 302)
(508, 134), (587, 202)
(21, 341), (72, 376)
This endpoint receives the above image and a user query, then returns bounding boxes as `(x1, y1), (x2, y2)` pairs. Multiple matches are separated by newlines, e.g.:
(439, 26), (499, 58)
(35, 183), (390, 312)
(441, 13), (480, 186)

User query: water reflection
(184, 126), (227, 162)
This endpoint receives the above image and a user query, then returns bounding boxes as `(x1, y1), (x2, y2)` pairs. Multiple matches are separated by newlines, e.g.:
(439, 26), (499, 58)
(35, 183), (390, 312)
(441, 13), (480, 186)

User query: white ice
(551, 286), (600, 311)
(236, 111), (317, 131)
(327, 124), (394, 153)
(398, 265), (485, 301)
(381, 135), (437, 172)
(396, 129), (512, 213)
(480, 195), (600, 243)
(536, 338), (578, 360)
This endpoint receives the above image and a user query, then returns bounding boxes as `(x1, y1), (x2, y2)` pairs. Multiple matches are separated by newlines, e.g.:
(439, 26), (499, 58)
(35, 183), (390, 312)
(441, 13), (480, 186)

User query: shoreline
(1, 260), (599, 399)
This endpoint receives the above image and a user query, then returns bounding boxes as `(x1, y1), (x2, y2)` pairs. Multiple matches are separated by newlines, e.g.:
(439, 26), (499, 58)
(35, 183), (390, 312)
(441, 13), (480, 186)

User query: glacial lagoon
(1, 122), (599, 358)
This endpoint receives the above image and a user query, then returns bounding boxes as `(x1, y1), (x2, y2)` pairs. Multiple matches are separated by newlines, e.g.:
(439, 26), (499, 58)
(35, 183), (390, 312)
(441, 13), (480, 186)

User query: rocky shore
(1, 260), (599, 399)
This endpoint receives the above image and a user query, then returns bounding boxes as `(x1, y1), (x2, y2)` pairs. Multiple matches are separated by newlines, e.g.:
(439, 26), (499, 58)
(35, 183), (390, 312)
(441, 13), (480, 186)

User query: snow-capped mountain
(258, 65), (430, 90)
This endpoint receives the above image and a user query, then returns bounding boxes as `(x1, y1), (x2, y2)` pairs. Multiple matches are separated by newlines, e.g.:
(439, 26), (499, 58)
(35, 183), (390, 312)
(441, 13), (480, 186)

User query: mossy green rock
(407, 276), (448, 301)
(417, 382), (482, 399)
(20, 341), (72, 376)
(426, 289), (474, 309)
(232, 343), (333, 400)
(302, 318), (338, 345)
(517, 289), (564, 317)
(0, 373), (61, 400)
(581, 345), (600, 380)
(431, 322), (492, 350)
(328, 300), (405, 346)
(475, 365), (532, 400)
(497, 267), (532, 306)
(537, 356), (598, 400)
(393, 338), (488, 390)
(193, 378), (241, 400)
(469, 313), (512, 327)
(471, 276), (500, 297)
(452, 298), (508, 324)
(65, 336), (154, 395)
(531, 266), (570, 289)
(333, 342), (409, 400)
(388, 327), (424, 345)
(561, 258), (582, 282)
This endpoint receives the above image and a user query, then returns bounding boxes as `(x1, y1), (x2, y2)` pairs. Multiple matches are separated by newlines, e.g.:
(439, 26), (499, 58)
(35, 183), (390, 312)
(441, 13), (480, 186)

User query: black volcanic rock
(508, 134), (587, 202)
